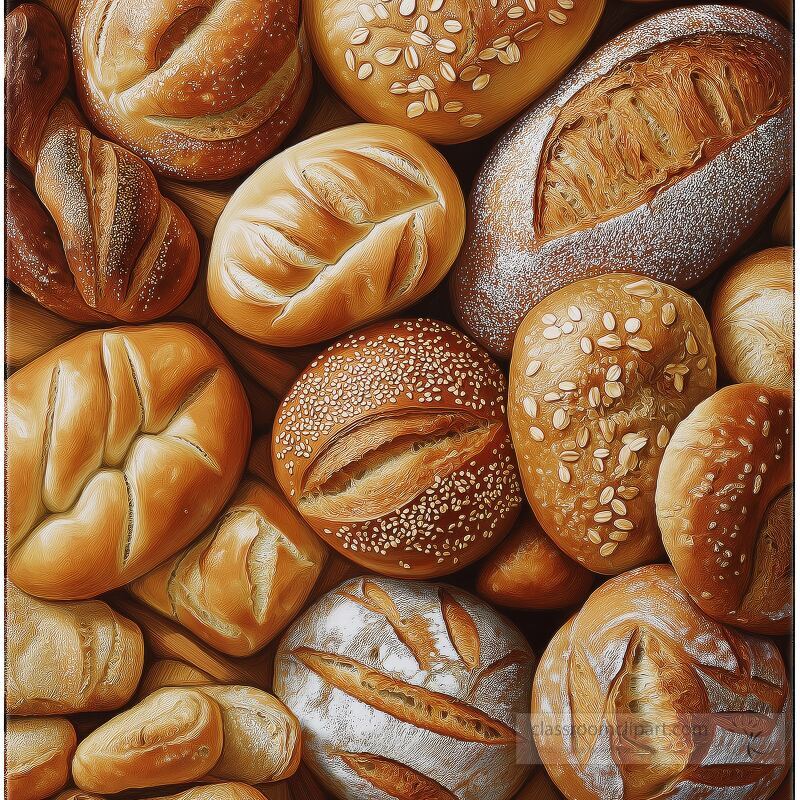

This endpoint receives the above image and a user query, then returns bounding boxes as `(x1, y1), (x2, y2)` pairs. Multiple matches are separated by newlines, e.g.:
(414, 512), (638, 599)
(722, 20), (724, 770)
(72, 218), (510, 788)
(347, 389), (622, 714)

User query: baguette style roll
(131, 478), (327, 656)
(7, 323), (251, 599)
(72, 0), (312, 180)
(6, 717), (76, 800)
(207, 124), (465, 347)
(451, 5), (792, 357)
(5, 4), (199, 324)
(7, 583), (144, 715)
(274, 576), (535, 800)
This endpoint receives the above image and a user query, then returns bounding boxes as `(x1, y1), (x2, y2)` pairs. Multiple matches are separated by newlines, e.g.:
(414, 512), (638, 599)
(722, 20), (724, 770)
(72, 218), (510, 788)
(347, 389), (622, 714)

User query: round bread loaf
(451, 5), (792, 357)
(71, 0), (312, 180)
(508, 274), (717, 574)
(272, 318), (523, 577)
(305, 0), (605, 144)
(533, 565), (791, 800)
(7, 717), (76, 800)
(6, 583), (144, 715)
(656, 384), (792, 635)
(711, 247), (793, 390)
(7, 323), (251, 599)
(476, 509), (594, 609)
(274, 576), (535, 800)
(207, 124), (465, 347)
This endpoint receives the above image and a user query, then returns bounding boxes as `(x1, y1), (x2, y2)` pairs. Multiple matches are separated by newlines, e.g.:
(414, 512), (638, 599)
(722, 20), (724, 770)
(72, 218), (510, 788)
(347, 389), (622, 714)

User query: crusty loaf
(5, 4), (199, 323)
(54, 784), (269, 800)
(7, 323), (251, 599)
(451, 5), (792, 357)
(7, 583), (144, 715)
(6, 717), (76, 800)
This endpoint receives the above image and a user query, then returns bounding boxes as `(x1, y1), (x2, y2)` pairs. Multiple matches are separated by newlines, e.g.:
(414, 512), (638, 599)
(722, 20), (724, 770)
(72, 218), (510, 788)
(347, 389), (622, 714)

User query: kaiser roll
(71, 0), (312, 180)
(508, 274), (716, 574)
(657, 384), (792, 635)
(533, 565), (791, 800)
(7, 583), (144, 715)
(207, 124), (465, 347)
(451, 5), (792, 357)
(476, 509), (594, 609)
(304, 0), (605, 144)
(6, 717), (76, 800)
(274, 576), (535, 800)
(711, 247), (793, 390)
(272, 318), (523, 577)
(7, 323), (251, 599)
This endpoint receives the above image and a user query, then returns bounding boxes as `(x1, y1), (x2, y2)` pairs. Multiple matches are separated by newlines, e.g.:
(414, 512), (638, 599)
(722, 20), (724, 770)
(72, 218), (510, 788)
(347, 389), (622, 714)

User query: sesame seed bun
(272, 318), (523, 577)
(656, 384), (792, 635)
(508, 274), (716, 575)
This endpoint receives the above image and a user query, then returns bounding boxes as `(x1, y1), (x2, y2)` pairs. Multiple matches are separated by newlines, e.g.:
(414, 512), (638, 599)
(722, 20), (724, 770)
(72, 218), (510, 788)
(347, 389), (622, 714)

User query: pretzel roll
(476, 509), (593, 609)
(5, 5), (199, 323)
(6, 717), (76, 800)
(508, 275), (716, 574)
(273, 318), (523, 577)
(305, 0), (604, 144)
(207, 124), (465, 347)
(657, 385), (793, 634)
(533, 565), (791, 800)
(274, 576), (535, 800)
(711, 247), (793, 390)
(451, 5), (792, 357)
(7, 323), (251, 599)
(72, 0), (312, 180)
(7, 583), (144, 715)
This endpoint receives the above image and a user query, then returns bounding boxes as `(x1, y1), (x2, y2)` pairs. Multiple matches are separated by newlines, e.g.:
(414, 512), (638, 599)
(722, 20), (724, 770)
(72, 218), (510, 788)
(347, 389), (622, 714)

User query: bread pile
(4, 2), (794, 800)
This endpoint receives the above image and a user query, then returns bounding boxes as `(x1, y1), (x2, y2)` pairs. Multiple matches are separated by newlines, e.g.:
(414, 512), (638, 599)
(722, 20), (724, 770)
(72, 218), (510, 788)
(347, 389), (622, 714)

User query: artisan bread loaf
(207, 124), (465, 346)
(451, 5), (792, 357)
(7, 323), (251, 599)
(6, 717), (76, 800)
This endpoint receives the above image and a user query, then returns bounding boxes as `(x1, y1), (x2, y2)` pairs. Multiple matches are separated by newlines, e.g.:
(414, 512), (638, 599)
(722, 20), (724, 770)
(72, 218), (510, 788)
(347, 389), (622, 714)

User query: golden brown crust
(656, 384), (792, 634)
(52, 787), (268, 800)
(273, 318), (522, 577)
(207, 124), (465, 347)
(6, 717), (76, 800)
(711, 247), (793, 390)
(305, 0), (605, 144)
(72, 0), (312, 180)
(476, 509), (594, 608)
(508, 274), (716, 574)
(136, 659), (213, 699)
(7, 323), (251, 599)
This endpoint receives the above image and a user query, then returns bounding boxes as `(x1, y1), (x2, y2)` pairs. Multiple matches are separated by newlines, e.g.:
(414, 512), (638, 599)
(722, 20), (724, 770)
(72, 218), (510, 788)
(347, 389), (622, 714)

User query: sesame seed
(436, 38), (457, 53)
(544, 392), (561, 402)
(472, 73), (490, 90)
(611, 499), (627, 515)
(609, 531), (629, 541)
(553, 409), (570, 430)
(624, 279), (656, 297)
(523, 397), (538, 418)
(529, 426), (545, 442)
(443, 19), (462, 32)
(459, 114), (482, 128)
(351, 27), (370, 44)
(603, 312), (616, 330)
(599, 486), (614, 504)
(685, 331), (699, 355)
(559, 381), (577, 391)
(661, 303), (676, 325)
(407, 101), (425, 118)
(375, 47), (402, 65)
(580, 337), (593, 354)
(587, 529), (602, 544)
(600, 542), (618, 557)
(753, 475), (763, 494)
(399, 0), (416, 15)
(606, 365), (622, 381)
(597, 334), (621, 349)
(627, 337), (652, 352)
(357, 63), (373, 80)
(526, 360), (542, 376)
(594, 511), (612, 523)
(568, 306), (582, 322)
(558, 464), (571, 483)
(614, 519), (634, 530)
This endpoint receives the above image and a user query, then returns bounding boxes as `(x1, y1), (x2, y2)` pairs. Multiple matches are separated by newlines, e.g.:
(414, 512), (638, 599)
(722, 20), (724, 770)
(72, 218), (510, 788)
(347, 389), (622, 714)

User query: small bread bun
(272, 318), (523, 577)
(208, 124), (465, 347)
(711, 246), (793, 390)
(508, 274), (716, 574)
(476, 509), (593, 609)
(305, 0), (605, 144)
(772, 190), (792, 243)
(53, 786), (268, 800)
(656, 384), (792, 634)
(6, 717), (76, 800)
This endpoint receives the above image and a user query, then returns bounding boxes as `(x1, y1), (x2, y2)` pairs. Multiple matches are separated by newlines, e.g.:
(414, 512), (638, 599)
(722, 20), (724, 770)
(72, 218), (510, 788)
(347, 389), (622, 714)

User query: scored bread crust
(6, 717), (77, 800)
(207, 124), (465, 347)
(7, 322), (251, 600)
(656, 384), (792, 634)
(451, 5), (792, 358)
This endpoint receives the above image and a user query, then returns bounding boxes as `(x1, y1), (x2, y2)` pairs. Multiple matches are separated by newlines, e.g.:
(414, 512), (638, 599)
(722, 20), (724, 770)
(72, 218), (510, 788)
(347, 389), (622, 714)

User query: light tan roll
(7, 717), (76, 800)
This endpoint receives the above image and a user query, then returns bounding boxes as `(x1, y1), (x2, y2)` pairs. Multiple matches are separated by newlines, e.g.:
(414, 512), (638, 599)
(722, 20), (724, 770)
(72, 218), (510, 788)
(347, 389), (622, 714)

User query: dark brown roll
(450, 5), (792, 357)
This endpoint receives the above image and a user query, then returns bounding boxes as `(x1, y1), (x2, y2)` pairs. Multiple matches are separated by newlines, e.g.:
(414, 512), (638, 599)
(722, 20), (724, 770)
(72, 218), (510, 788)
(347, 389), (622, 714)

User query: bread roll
(657, 384), (792, 634)
(72, 687), (224, 792)
(131, 477), (326, 656)
(274, 576), (535, 800)
(7, 323), (251, 599)
(508, 274), (716, 574)
(533, 565), (790, 800)
(772, 190), (792, 243)
(476, 510), (593, 609)
(207, 124), (465, 347)
(273, 318), (523, 577)
(7, 583), (144, 715)
(451, 5), (792, 357)
(54, 787), (268, 800)
(6, 717), (76, 800)
(72, 0), (312, 180)
(305, 0), (605, 144)
(5, 5), (199, 323)
(711, 247), (793, 390)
